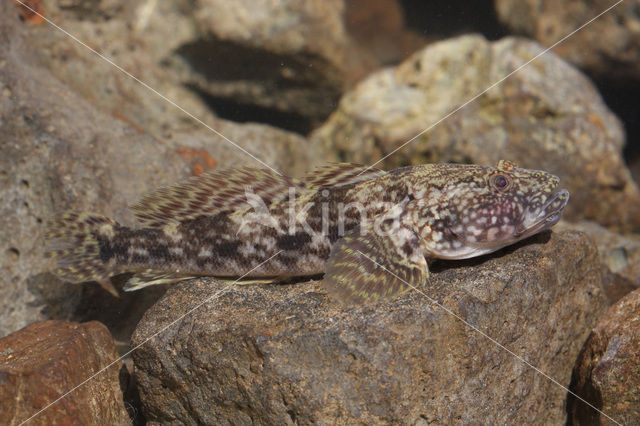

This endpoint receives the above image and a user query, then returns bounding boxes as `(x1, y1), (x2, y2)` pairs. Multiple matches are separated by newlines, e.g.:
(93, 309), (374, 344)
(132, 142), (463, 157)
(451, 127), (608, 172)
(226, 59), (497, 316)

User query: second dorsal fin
(304, 163), (385, 190)
(130, 167), (305, 228)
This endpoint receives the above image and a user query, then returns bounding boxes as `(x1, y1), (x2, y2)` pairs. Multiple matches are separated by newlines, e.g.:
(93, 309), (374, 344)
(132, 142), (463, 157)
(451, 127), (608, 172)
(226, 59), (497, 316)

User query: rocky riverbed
(1, 1), (639, 424)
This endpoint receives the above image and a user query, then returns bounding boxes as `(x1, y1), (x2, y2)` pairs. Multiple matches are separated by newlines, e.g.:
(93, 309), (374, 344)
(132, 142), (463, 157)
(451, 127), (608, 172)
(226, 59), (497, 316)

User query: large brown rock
(569, 288), (640, 425)
(311, 35), (640, 231)
(0, 0), (323, 339)
(344, 0), (426, 66)
(132, 231), (607, 423)
(495, 0), (640, 80)
(0, 320), (130, 425)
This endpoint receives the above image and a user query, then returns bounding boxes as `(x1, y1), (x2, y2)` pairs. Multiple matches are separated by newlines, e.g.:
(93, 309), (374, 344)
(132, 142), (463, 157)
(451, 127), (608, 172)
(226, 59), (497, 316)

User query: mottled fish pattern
(45, 161), (569, 302)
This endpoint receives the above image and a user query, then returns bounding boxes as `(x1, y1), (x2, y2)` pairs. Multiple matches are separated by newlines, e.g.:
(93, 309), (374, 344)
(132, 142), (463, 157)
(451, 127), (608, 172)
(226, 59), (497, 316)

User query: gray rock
(0, 1), (184, 337)
(25, 0), (393, 132)
(495, 0), (640, 80)
(22, 1), (209, 140)
(169, 0), (382, 127)
(311, 35), (640, 231)
(557, 220), (640, 304)
(165, 122), (323, 180)
(569, 288), (640, 425)
(132, 230), (607, 424)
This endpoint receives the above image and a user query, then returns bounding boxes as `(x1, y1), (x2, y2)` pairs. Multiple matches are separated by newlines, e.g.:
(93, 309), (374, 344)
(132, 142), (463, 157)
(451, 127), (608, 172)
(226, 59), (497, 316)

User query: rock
(0, 0), (322, 339)
(600, 268), (640, 308)
(20, 0), (339, 138)
(23, 0), (418, 134)
(21, 1), (210, 140)
(0, 320), (130, 425)
(495, 0), (640, 80)
(168, 0), (384, 129)
(163, 122), (323, 180)
(0, 0), (189, 338)
(132, 230), (607, 423)
(556, 220), (640, 304)
(311, 35), (640, 231)
(569, 288), (640, 425)
(344, 0), (427, 66)
(0, 1), (166, 337)
(631, 155), (640, 185)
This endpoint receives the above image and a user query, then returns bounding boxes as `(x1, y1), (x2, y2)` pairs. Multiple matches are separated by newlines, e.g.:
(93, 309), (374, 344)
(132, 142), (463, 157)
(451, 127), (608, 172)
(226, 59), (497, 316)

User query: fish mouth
(434, 188), (570, 259)
(515, 188), (570, 237)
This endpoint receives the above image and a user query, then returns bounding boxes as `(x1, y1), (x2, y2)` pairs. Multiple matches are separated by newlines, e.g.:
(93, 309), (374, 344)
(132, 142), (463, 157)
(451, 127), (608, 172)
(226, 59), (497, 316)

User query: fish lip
(515, 188), (570, 237)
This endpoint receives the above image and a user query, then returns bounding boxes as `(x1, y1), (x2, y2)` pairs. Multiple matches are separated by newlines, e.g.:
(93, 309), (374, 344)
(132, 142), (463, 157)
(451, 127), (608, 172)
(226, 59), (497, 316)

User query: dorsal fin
(130, 167), (305, 228)
(304, 163), (385, 190)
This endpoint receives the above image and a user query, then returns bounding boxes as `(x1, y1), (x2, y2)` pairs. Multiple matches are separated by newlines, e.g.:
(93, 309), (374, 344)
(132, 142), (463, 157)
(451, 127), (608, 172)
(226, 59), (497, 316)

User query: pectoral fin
(323, 225), (428, 304)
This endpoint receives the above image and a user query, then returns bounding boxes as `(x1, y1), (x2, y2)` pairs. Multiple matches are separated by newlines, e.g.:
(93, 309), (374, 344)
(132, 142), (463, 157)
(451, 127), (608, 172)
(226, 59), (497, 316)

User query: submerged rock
(0, 320), (129, 425)
(557, 220), (640, 304)
(311, 35), (640, 231)
(22, 0), (421, 134)
(569, 288), (640, 425)
(132, 231), (607, 423)
(495, 0), (640, 80)
(0, 0), (183, 337)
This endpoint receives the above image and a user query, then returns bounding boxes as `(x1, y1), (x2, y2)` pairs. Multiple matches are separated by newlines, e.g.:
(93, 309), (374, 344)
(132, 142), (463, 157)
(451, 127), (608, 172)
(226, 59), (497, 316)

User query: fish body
(46, 161), (569, 301)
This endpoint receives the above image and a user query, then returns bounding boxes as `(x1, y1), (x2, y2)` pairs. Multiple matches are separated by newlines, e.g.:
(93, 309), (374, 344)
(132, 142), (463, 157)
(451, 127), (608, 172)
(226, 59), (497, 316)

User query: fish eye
(490, 174), (511, 191)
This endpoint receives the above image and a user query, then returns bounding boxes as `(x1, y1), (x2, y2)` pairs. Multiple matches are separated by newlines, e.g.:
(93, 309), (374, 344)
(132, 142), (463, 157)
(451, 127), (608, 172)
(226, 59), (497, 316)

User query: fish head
(415, 160), (569, 259)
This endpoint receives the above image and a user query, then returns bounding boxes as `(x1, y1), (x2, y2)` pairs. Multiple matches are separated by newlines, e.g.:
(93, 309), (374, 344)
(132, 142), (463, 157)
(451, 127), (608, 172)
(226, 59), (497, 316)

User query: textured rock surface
(173, 0), (375, 127)
(170, 0), (424, 128)
(312, 35), (640, 230)
(0, 320), (130, 425)
(569, 289), (640, 425)
(557, 220), (640, 304)
(495, 0), (640, 80)
(0, 1), (181, 338)
(132, 231), (607, 424)
(18, 0), (325, 167)
(0, 1), (322, 338)
(22, 0), (210, 140)
(24, 0), (419, 133)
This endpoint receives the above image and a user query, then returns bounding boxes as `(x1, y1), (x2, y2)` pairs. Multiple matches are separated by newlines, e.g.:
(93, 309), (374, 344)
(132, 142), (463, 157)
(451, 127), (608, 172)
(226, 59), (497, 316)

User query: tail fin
(45, 211), (120, 296)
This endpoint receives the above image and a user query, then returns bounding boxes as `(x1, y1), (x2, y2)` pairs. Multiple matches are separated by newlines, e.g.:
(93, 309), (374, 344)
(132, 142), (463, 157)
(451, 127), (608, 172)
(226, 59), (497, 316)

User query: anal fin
(123, 272), (197, 292)
(324, 224), (428, 303)
(217, 277), (281, 286)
